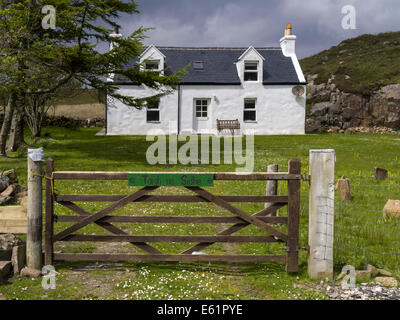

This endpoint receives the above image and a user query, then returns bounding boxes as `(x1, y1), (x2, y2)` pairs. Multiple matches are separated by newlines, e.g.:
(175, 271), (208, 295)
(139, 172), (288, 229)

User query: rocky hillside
(300, 31), (400, 132)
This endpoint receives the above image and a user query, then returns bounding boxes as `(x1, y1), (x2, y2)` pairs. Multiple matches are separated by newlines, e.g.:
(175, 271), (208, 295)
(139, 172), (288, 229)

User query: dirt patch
(60, 263), (135, 299)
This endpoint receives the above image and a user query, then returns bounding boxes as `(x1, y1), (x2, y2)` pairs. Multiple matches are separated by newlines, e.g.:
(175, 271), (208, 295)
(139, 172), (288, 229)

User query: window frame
(193, 61), (204, 70)
(244, 61), (259, 82)
(146, 98), (161, 123)
(194, 98), (210, 120)
(243, 98), (257, 122)
(144, 60), (160, 71)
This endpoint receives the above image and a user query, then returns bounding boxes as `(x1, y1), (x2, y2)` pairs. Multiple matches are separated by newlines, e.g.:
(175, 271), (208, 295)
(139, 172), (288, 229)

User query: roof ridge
(156, 46), (281, 50)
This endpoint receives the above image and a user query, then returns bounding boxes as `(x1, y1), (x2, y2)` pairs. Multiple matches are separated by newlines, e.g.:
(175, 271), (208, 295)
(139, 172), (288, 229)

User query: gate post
(45, 158), (55, 266)
(308, 149), (335, 279)
(27, 148), (45, 270)
(265, 164), (278, 216)
(286, 159), (301, 272)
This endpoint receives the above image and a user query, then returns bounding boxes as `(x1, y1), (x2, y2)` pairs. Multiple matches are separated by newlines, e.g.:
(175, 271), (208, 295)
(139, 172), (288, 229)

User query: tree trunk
(0, 93), (16, 157)
(31, 122), (41, 138)
(7, 110), (27, 152)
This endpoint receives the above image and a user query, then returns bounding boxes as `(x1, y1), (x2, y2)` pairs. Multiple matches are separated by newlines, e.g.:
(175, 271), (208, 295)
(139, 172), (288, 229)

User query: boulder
(11, 245), (26, 275)
(365, 264), (379, 277)
(0, 196), (12, 205)
(0, 174), (10, 193)
(0, 234), (23, 251)
(19, 195), (28, 208)
(20, 267), (41, 278)
(375, 277), (398, 287)
(0, 184), (15, 198)
(374, 167), (388, 180)
(3, 169), (18, 184)
(377, 268), (393, 277)
(0, 249), (12, 261)
(14, 185), (27, 195)
(355, 270), (371, 279)
(0, 261), (12, 282)
(383, 200), (400, 218)
(335, 177), (352, 201)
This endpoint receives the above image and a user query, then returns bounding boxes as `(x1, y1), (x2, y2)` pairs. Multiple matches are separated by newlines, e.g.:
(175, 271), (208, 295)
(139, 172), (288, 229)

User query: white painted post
(308, 149), (335, 279)
(27, 148), (45, 271)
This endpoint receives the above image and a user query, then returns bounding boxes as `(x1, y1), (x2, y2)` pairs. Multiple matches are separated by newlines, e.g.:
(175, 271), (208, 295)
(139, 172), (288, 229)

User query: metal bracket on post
(301, 174), (311, 185)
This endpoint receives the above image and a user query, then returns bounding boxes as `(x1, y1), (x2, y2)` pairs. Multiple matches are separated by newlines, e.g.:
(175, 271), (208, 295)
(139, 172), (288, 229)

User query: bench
(216, 119), (240, 135)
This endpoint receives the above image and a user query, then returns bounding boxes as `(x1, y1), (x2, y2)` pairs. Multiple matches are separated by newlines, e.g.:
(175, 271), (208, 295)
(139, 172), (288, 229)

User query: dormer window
(244, 62), (259, 81)
(145, 60), (160, 71)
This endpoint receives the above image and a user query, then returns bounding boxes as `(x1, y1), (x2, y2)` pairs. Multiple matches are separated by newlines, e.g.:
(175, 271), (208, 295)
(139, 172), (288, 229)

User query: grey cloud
(118, 0), (400, 58)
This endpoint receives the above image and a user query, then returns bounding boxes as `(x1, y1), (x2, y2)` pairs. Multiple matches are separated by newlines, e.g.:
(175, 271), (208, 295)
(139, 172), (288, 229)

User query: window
(244, 99), (256, 122)
(244, 62), (258, 81)
(195, 99), (209, 118)
(146, 98), (160, 122)
(193, 61), (204, 70)
(145, 60), (159, 71)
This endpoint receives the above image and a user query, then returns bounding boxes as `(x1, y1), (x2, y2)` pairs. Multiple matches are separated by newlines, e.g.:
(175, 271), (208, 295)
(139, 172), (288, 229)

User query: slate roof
(115, 47), (303, 85)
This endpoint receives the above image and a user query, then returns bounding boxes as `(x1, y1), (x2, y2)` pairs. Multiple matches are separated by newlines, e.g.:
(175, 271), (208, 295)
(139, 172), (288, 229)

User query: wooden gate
(44, 158), (301, 272)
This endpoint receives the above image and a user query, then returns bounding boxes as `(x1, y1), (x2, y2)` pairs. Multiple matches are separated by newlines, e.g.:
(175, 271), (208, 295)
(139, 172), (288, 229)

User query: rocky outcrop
(0, 169), (27, 205)
(306, 74), (400, 132)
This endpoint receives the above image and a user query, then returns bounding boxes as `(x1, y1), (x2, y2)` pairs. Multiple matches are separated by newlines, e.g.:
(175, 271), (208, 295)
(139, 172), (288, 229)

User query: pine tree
(0, 0), (184, 156)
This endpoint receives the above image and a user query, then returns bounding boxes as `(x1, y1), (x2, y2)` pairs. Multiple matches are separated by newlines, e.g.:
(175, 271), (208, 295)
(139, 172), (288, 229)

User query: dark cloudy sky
(116, 0), (400, 59)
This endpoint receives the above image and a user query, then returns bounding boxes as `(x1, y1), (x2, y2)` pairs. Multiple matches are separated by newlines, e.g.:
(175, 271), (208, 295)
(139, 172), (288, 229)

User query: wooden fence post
(27, 148), (44, 270)
(45, 158), (54, 266)
(308, 149), (335, 279)
(265, 164), (278, 216)
(286, 159), (301, 272)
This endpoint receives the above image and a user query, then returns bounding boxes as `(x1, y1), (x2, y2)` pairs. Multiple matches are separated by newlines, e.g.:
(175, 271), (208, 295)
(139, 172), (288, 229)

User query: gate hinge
(301, 174), (310, 185)
(281, 246), (309, 253)
(53, 215), (58, 222)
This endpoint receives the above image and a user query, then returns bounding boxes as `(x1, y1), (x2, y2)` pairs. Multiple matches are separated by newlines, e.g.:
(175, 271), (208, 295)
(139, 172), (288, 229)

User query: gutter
(116, 81), (306, 86)
(177, 84), (181, 134)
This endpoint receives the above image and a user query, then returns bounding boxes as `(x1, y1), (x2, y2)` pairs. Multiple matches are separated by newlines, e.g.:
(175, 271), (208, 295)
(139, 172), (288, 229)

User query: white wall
(181, 83), (305, 135)
(106, 83), (306, 136)
(106, 85), (178, 135)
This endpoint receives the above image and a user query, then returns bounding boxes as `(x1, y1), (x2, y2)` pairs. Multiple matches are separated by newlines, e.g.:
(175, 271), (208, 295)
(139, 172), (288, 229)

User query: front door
(194, 98), (211, 133)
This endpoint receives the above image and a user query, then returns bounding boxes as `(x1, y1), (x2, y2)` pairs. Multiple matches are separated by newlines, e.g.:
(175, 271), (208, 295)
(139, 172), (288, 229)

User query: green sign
(128, 173), (214, 187)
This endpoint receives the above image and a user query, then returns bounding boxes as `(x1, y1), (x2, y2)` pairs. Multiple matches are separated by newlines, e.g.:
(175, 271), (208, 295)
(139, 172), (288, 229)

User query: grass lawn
(1, 127), (400, 300)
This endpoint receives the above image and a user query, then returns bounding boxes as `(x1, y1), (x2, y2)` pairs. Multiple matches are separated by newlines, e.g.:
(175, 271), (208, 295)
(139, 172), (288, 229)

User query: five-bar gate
(45, 158), (301, 272)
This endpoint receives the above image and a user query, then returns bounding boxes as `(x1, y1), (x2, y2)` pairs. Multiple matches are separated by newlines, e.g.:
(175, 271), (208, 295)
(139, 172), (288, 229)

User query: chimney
(109, 28), (122, 51)
(107, 28), (122, 82)
(280, 23), (296, 57)
(284, 23), (292, 36)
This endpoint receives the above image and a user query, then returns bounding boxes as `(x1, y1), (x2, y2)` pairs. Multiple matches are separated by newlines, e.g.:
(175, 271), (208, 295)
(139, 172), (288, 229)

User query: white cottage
(106, 24), (306, 136)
